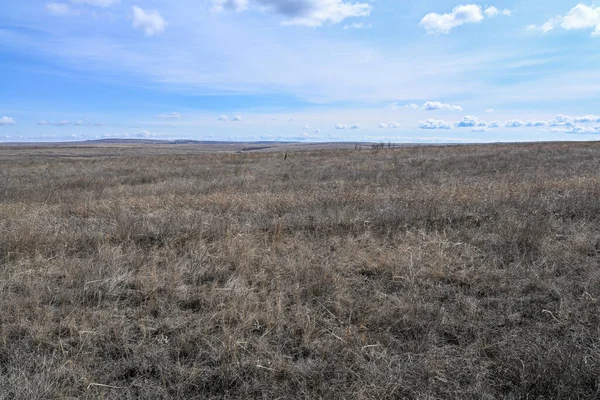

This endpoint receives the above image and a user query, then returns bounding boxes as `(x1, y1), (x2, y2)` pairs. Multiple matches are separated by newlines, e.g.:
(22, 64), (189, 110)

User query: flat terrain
(1, 142), (600, 399)
(0, 141), (376, 161)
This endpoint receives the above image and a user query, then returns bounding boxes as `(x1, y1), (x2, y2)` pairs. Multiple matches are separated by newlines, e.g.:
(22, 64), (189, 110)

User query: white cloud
(505, 120), (524, 128)
(485, 108), (495, 113)
(213, 0), (372, 27)
(211, 0), (250, 13)
(350, 123), (360, 129)
(423, 101), (463, 111)
(217, 114), (247, 123)
(73, 120), (84, 126)
(543, 18), (563, 33)
(420, 4), (485, 34)
(549, 114), (600, 126)
(562, 5), (600, 33)
(471, 127), (488, 132)
(137, 130), (158, 138)
(549, 114), (571, 126)
(525, 121), (547, 127)
(484, 6), (511, 18)
(46, 3), (78, 16)
(528, 16), (563, 34)
(488, 121), (499, 128)
(158, 112), (181, 119)
(0, 116), (16, 126)
(54, 120), (71, 126)
(573, 115), (600, 123)
(378, 122), (400, 128)
(419, 119), (451, 129)
(389, 103), (418, 110)
(562, 124), (598, 134)
(38, 120), (49, 125)
(530, 5), (600, 37)
(302, 125), (311, 129)
(132, 6), (167, 36)
(335, 124), (346, 129)
(280, 1), (372, 28)
(397, 101), (462, 111)
(455, 115), (486, 128)
(314, 129), (320, 134)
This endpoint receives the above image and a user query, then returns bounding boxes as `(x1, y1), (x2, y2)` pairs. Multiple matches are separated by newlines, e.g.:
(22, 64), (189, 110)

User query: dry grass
(1, 142), (600, 399)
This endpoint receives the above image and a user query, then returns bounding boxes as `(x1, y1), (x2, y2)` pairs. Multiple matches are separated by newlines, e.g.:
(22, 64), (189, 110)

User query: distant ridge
(85, 139), (302, 145)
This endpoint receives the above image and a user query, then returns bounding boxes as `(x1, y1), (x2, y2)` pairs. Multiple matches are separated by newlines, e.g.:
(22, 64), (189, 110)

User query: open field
(0, 141), (377, 161)
(1, 141), (600, 399)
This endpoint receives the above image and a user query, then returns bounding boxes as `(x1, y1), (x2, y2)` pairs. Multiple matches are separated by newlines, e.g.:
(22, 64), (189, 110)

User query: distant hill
(84, 139), (302, 145)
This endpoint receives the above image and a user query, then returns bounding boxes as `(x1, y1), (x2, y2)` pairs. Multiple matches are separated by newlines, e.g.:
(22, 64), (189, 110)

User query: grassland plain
(1, 142), (600, 399)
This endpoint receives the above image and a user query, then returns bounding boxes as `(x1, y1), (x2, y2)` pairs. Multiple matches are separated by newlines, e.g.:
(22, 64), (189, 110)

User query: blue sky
(1, 0), (600, 142)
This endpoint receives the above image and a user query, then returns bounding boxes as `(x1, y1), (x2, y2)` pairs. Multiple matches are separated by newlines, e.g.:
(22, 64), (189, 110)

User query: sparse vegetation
(1, 142), (600, 399)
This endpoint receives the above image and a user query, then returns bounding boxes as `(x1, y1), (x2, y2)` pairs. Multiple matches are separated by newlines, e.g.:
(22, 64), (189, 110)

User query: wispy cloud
(379, 121), (401, 128)
(212, 0), (372, 27)
(70, 0), (119, 7)
(137, 130), (159, 138)
(217, 114), (242, 121)
(484, 6), (511, 18)
(158, 112), (181, 119)
(559, 124), (598, 134)
(47, 0), (118, 16)
(506, 120), (524, 128)
(529, 4), (600, 37)
(344, 23), (372, 30)
(525, 121), (547, 127)
(391, 101), (463, 111)
(46, 3), (79, 16)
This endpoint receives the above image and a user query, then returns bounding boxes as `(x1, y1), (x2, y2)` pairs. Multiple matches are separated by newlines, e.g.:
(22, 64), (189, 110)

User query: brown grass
(1, 142), (600, 399)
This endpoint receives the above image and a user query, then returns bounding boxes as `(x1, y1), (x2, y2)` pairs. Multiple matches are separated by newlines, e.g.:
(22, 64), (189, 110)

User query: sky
(1, 0), (600, 143)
